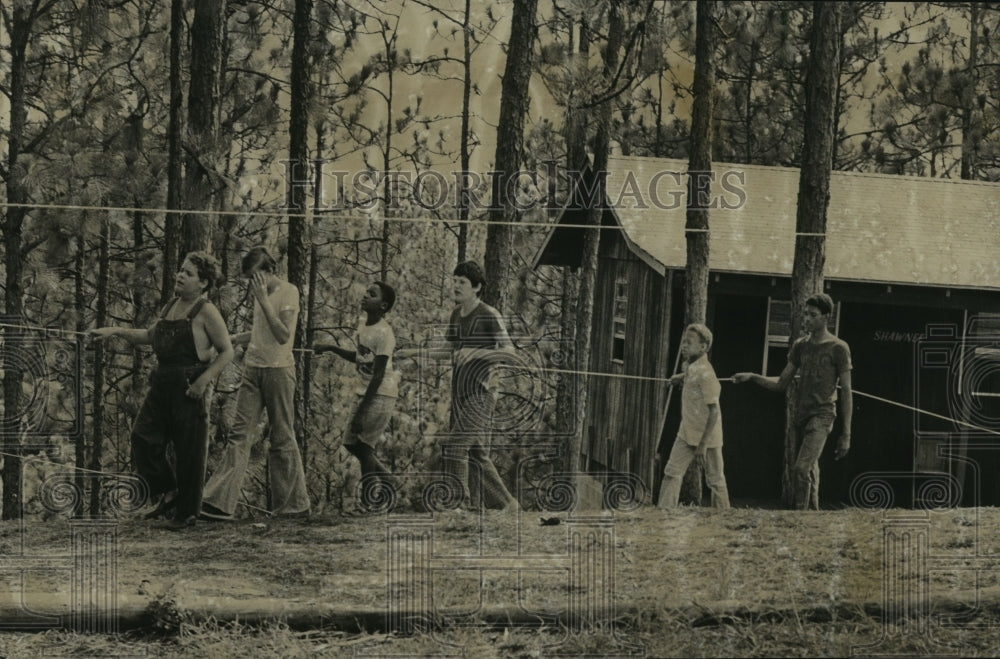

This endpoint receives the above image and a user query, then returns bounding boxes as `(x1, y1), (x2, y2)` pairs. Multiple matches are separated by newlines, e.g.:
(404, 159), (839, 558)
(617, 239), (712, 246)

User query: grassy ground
(2, 505), (1000, 656)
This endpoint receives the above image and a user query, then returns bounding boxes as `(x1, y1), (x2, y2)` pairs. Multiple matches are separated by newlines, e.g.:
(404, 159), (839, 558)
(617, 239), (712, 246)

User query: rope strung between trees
(0, 201), (639, 232)
(2, 321), (996, 437)
(0, 322), (89, 337)
(504, 364), (1000, 437)
(0, 450), (119, 478)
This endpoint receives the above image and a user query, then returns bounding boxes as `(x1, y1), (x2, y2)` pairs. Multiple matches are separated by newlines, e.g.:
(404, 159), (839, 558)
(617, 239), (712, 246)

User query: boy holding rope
(658, 324), (730, 509)
(733, 293), (852, 510)
(397, 261), (518, 511)
(313, 281), (401, 510)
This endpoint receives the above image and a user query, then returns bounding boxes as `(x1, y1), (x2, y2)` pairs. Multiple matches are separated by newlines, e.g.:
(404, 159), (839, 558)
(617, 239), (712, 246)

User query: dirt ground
(3, 504), (1000, 657)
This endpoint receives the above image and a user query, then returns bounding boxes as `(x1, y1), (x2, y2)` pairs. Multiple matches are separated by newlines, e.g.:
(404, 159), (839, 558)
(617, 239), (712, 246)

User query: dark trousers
(792, 413), (836, 510)
(442, 393), (517, 509)
(131, 367), (209, 520)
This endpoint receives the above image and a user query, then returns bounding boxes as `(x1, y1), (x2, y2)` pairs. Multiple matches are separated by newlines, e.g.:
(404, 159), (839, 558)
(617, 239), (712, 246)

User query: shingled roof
(536, 156), (1000, 291)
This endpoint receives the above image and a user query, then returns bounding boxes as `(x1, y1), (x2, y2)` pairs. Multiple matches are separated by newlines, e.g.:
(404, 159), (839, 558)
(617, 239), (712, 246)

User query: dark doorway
(835, 301), (965, 508)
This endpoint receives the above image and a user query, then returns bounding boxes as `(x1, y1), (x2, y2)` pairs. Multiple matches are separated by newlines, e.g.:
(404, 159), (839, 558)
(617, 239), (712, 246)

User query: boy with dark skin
(314, 282), (400, 500)
(733, 293), (853, 510)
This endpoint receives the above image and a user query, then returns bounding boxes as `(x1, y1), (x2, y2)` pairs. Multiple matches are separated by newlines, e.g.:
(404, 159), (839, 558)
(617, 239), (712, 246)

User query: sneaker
(271, 509), (311, 520)
(143, 493), (178, 520)
(162, 515), (196, 531)
(343, 507), (380, 519)
(502, 499), (521, 513)
(199, 503), (235, 522)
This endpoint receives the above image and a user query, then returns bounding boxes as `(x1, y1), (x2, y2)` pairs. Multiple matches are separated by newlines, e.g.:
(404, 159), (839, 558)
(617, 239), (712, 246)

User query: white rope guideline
(1, 201), (626, 232)
(532, 365), (732, 384)
(498, 363), (1000, 437)
(0, 450), (119, 478)
(496, 364), (668, 383)
(3, 319), (998, 454)
(0, 322), (89, 337)
(850, 388), (1000, 438)
(2, 201), (841, 236)
(0, 331), (991, 436)
(0, 323), (322, 356)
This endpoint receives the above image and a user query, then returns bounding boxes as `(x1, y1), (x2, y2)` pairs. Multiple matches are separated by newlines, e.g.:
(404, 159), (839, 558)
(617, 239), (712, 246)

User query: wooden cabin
(533, 156), (1000, 508)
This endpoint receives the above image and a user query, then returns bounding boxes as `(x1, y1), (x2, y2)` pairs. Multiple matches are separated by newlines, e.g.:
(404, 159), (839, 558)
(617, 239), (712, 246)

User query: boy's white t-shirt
(677, 354), (723, 448)
(245, 280), (300, 368)
(354, 318), (399, 398)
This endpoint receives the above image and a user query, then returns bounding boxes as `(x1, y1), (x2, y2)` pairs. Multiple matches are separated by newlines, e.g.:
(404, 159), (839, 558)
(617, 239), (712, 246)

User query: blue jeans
(203, 366), (310, 516)
(792, 413), (835, 510)
(441, 393), (516, 510)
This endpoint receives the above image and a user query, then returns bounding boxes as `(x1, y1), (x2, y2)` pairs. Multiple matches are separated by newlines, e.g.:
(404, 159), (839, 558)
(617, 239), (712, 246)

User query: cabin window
(763, 299), (791, 376)
(612, 276), (628, 363)
(962, 313), (1000, 402)
(762, 298), (840, 375)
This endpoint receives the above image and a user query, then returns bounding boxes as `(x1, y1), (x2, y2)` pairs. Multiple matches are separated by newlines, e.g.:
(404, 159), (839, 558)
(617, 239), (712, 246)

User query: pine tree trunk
(571, 0), (624, 478)
(560, 13), (589, 473)
(380, 35), (395, 282)
(960, 2), (980, 181)
(302, 238), (319, 470)
(2, 5), (33, 520)
(557, 268), (580, 470)
(288, 0), (314, 462)
(73, 232), (88, 516)
(89, 221), (111, 516)
(163, 0), (184, 301)
(181, 0), (226, 257)
(299, 121), (326, 471)
(482, 0), (538, 311)
(131, 212), (152, 504)
(679, 0), (717, 506)
(785, 1), (842, 506)
(456, 0), (473, 263)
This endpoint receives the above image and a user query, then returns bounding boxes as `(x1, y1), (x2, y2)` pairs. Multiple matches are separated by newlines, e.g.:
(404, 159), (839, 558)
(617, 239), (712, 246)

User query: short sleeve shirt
(788, 336), (852, 423)
(245, 281), (299, 368)
(354, 318), (399, 398)
(446, 301), (505, 403)
(677, 354), (723, 448)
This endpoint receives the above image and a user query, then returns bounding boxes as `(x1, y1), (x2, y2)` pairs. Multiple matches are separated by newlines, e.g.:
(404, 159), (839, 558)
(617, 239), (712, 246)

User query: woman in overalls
(92, 252), (233, 529)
